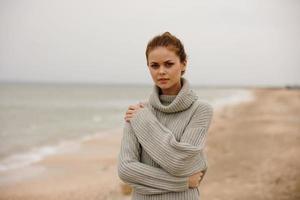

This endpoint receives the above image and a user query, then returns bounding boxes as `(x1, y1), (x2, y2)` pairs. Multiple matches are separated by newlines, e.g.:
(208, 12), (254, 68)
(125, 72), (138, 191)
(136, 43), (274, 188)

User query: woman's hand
(124, 102), (145, 122)
(188, 171), (204, 188)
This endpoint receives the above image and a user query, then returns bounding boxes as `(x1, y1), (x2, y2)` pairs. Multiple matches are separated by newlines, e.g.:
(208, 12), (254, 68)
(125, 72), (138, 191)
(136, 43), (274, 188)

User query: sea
(0, 82), (254, 172)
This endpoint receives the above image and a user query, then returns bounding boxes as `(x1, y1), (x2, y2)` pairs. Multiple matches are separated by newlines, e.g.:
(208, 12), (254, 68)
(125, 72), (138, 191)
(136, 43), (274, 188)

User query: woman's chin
(156, 83), (170, 89)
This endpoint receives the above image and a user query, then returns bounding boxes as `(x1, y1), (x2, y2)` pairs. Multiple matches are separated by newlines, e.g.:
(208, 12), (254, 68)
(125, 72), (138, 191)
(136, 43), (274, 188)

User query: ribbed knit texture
(117, 77), (213, 200)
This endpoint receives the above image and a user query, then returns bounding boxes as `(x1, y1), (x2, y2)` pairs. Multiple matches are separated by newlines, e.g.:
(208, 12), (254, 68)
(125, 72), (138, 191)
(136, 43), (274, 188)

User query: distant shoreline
(0, 80), (299, 89)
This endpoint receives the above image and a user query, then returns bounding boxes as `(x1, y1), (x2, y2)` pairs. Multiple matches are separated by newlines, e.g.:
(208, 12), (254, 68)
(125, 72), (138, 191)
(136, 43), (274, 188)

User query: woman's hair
(145, 32), (187, 75)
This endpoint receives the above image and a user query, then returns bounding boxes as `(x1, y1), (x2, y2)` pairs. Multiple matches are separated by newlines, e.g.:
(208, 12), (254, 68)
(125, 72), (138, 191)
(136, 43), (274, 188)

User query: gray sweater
(117, 77), (213, 200)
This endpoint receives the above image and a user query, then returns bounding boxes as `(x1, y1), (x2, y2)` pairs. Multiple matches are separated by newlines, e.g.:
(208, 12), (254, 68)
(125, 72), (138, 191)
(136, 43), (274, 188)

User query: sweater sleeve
(129, 102), (213, 177)
(117, 121), (189, 195)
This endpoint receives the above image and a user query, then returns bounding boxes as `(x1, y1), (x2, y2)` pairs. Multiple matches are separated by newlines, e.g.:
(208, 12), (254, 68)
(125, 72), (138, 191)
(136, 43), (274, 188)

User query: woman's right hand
(188, 171), (204, 188)
(124, 102), (145, 122)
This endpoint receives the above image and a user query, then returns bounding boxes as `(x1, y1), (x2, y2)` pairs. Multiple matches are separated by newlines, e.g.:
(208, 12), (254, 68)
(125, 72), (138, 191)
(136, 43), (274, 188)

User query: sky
(0, 0), (299, 87)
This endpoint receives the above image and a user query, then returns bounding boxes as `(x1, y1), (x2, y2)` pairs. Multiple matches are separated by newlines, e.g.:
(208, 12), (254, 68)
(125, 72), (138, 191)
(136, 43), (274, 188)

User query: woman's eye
(151, 65), (159, 68)
(166, 63), (173, 67)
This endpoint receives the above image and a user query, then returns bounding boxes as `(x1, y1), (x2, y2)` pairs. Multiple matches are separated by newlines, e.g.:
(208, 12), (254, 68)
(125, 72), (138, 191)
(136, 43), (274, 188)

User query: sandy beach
(0, 88), (299, 200)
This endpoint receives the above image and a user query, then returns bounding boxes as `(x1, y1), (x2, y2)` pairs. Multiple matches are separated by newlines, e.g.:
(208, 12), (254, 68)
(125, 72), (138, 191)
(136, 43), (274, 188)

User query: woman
(118, 32), (213, 199)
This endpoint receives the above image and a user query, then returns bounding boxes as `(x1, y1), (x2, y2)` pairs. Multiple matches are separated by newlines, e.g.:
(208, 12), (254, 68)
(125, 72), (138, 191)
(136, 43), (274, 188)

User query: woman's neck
(159, 79), (182, 95)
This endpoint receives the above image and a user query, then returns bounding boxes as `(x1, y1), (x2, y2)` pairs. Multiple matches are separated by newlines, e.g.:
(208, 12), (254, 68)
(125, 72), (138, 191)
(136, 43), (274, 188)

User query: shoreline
(0, 88), (299, 200)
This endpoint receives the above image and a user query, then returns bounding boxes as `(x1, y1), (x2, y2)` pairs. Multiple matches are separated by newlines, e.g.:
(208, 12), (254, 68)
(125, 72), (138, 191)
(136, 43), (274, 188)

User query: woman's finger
(126, 105), (140, 113)
(126, 113), (134, 118)
(125, 111), (137, 119)
(126, 109), (135, 114)
(124, 115), (132, 122)
(128, 105), (137, 110)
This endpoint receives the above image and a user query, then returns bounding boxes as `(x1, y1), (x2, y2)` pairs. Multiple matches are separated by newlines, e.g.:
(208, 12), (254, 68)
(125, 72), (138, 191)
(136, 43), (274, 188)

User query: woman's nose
(158, 67), (166, 74)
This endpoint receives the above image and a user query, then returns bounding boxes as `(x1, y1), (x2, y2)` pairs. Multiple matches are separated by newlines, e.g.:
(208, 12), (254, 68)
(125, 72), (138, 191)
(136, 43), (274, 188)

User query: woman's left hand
(124, 102), (145, 122)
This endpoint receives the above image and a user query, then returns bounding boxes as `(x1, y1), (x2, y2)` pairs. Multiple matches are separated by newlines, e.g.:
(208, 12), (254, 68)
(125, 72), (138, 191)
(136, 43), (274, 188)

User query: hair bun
(162, 31), (172, 37)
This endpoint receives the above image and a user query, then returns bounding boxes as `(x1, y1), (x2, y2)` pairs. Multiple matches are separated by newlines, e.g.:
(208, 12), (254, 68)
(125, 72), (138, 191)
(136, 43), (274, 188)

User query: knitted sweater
(117, 77), (213, 200)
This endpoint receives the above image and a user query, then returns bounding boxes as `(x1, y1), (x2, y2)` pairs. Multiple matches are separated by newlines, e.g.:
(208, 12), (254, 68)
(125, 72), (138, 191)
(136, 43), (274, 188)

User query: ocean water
(0, 83), (254, 172)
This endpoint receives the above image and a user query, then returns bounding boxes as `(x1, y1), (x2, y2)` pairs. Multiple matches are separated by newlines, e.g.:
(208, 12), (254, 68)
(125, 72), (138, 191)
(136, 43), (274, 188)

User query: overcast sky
(0, 0), (299, 87)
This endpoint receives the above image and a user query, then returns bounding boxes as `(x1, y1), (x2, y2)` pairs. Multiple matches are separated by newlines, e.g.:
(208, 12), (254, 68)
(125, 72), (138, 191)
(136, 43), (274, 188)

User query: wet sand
(0, 88), (299, 200)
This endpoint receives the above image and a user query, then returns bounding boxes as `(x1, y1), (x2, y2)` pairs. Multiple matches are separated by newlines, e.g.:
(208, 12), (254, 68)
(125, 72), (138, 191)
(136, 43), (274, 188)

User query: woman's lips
(158, 79), (169, 83)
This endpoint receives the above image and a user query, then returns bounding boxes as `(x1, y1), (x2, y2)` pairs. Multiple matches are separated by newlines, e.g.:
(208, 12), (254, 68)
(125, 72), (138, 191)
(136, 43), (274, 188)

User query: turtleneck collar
(148, 77), (198, 113)
(159, 94), (176, 105)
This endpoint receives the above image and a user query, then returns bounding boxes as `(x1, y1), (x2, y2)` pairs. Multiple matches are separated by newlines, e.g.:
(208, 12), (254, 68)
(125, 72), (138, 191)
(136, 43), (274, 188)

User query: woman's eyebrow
(150, 60), (173, 64)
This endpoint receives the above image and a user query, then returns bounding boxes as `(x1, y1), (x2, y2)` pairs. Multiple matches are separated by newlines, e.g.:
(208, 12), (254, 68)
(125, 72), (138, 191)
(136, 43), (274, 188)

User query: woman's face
(147, 46), (186, 95)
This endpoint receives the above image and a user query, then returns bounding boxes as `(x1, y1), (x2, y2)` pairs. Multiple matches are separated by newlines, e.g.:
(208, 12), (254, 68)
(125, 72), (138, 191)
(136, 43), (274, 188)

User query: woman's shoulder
(193, 100), (214, 116)
(188, 100), (214, 128)
(141, 100), (150, 107)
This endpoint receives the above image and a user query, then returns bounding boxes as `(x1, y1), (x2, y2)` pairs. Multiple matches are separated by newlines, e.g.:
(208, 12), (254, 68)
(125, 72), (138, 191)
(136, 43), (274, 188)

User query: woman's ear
(181, 60), (187, 71)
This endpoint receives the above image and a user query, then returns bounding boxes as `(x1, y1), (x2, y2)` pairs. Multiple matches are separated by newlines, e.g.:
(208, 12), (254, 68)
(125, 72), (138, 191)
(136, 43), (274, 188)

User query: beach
(0, 88), (299, 200)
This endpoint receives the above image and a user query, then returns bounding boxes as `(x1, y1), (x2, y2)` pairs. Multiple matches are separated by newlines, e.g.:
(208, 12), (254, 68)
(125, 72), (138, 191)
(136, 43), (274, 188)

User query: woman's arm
(129, 102), (213, 177)
(117, 121), (190, 195)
